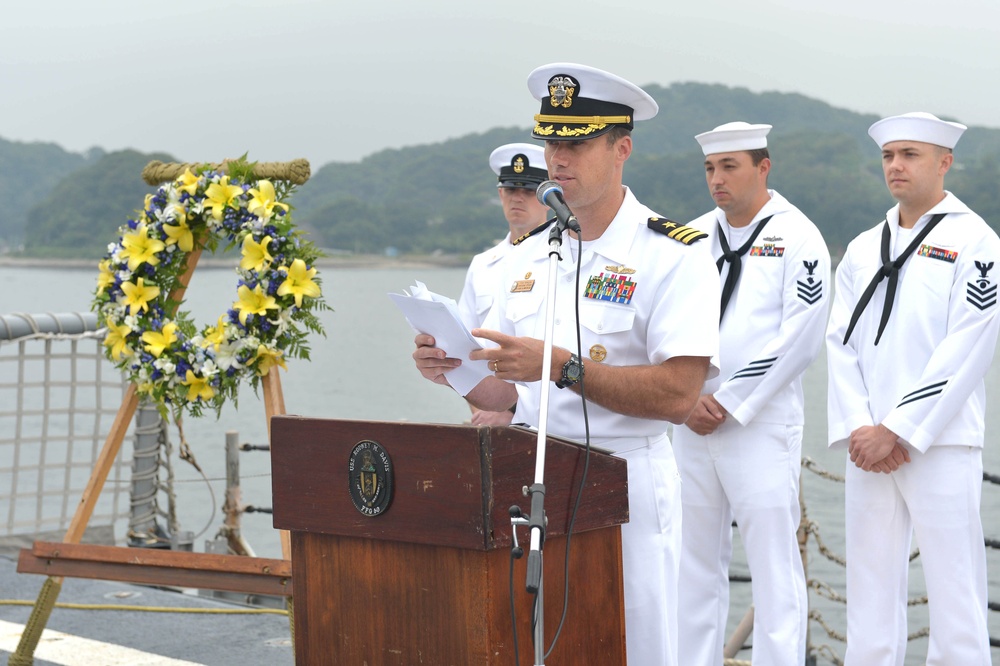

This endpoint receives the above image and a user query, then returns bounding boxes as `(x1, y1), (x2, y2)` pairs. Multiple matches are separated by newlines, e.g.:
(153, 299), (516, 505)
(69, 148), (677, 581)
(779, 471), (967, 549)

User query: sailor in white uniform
(673, 122), (830, 666)
(413, 63), (720, 666)
(457, 143), (550, 425)
(827, 112), (1000, 665)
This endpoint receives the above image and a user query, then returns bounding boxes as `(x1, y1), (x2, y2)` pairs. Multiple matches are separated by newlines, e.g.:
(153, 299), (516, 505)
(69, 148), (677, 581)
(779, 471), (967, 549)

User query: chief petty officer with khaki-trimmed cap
(457, 143), (550, 426)
(827, 112), (1000, 664)
(413, 63), (720, 665)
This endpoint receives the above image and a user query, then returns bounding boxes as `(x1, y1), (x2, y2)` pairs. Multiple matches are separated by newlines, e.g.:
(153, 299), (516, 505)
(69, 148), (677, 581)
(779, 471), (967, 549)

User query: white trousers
(597, 433), (682, 666)
(673, 421), (807, 666)
(844, 445), (991, 666)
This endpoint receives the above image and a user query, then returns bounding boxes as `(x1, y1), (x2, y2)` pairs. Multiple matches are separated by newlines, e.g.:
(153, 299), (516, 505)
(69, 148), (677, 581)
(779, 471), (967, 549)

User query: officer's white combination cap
(868, 112), (967, 149)
(527, 62), (658, 141)
(695, 122), (772, 156)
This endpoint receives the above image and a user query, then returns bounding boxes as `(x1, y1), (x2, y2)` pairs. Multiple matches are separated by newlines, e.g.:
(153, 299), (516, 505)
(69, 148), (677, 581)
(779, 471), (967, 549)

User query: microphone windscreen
(536, 180), (563, 206)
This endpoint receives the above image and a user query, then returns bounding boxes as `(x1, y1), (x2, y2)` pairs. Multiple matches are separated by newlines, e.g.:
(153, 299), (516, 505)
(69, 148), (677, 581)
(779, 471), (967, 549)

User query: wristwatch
(556, 354), (584, 389)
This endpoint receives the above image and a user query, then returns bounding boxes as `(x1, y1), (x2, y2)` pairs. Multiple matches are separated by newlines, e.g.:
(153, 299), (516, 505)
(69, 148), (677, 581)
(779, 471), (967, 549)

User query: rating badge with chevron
(967, 260), (997, 311)
(797, 259), (823, 305)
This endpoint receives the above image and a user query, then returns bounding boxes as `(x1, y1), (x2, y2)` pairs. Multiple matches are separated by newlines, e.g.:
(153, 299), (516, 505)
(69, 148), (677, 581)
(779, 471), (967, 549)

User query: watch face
(558, 355), (583, 388)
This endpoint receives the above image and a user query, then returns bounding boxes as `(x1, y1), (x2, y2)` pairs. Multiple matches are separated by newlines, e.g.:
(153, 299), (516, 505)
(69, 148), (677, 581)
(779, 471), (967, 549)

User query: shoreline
(0, 253), (472, 270)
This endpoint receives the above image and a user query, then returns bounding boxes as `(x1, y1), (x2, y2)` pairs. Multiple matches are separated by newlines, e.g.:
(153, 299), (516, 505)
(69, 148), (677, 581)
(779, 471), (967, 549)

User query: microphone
(535, 180), (581, 233)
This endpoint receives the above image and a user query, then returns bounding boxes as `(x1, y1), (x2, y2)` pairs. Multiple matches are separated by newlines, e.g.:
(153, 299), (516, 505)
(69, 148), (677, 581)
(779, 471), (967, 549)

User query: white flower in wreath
(240, 335), (261, 352)
(154, 359), (176, 377)
(200, 359), (220, 379)
(271, 311), (292, 336)
(215, 341), (243, 372)
(247, 217), (267, 235)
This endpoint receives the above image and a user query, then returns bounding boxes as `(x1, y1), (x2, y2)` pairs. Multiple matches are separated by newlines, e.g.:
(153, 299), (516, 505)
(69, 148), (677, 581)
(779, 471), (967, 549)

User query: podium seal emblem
(348, 440), (394, 516)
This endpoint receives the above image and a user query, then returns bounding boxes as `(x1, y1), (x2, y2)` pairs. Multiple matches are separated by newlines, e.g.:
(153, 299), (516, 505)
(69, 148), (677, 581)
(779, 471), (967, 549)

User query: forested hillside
(5, 82), (1000, 260)
(22, 150), (175, 258)
(0, 138), (103, 249)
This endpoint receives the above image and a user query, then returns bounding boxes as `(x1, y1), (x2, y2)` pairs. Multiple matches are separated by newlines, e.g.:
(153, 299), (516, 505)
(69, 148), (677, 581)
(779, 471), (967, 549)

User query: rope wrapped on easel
(8, 577), (62, 665)
(141, 158), (311, 186)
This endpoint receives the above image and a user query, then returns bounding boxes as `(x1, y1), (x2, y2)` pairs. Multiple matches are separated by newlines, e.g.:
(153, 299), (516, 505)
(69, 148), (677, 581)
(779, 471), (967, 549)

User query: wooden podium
(270, 416), (629, 665)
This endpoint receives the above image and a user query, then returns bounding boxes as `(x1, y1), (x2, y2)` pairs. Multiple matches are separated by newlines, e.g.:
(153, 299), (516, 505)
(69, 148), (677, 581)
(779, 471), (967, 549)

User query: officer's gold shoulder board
(647, 217), (708, 245)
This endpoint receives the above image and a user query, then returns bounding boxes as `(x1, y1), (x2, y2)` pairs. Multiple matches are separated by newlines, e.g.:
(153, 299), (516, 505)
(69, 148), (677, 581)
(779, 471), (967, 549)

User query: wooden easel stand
(12, 237), (295, 663)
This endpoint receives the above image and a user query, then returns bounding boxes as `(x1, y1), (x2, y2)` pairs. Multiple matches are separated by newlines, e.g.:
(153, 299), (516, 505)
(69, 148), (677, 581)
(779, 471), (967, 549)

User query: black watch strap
(556, 353), (584, 389)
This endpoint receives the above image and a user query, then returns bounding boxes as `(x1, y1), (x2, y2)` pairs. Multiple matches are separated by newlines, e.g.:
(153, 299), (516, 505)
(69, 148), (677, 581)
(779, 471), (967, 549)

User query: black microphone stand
(519, 195), (579, 666)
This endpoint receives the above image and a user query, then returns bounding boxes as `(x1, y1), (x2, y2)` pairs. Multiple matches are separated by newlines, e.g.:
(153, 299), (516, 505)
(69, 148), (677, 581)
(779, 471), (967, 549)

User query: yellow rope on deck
(0, 598), (288, 615)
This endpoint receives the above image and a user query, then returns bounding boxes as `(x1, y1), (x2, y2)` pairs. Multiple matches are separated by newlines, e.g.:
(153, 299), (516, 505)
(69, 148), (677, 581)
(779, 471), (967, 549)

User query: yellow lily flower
(181, 369), (216, 402)
(239, 235), (274, 272)
(246, 180), (289, 220)
(254, 345), (287, 377)
(177, 169), (201, 197)
(276, 259), (321, 307)
(141, 321), (178, 358)
(204, 176), (244, 221)
(121, 277), (161, 314)
(120, 223), (166, 271)
(200, 315), (228, 350)
(97, 259), (115, 291)
(163, 216), (194, 253)
(103, 317), (134, 360)
(233, 284), (279, 325)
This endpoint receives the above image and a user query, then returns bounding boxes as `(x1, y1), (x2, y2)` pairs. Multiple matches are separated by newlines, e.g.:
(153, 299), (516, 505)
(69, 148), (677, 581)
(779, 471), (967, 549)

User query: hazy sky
(3, 0), (997, 168)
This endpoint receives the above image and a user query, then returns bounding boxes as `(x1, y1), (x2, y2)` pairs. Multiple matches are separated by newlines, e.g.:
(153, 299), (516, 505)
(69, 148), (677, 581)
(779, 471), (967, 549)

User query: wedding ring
(493, 360), (500, 373)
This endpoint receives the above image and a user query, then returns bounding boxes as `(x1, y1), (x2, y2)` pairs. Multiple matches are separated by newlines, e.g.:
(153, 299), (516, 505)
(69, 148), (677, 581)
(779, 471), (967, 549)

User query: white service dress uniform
(827, 192), (1000, 665)
(458, 233), (533, 416)
(483, 187), (720, 666)
(458, 233), (514, 331)
(673, 190), (830, 665)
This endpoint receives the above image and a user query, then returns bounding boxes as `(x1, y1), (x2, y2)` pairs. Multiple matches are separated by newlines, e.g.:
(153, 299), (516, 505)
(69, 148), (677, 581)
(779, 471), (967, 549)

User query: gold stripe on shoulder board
(647, 217), (708, 245)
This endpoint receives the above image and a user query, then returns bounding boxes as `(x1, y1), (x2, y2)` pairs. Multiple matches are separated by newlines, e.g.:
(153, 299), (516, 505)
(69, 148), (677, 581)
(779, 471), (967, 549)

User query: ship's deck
(0, 554), (295, 666)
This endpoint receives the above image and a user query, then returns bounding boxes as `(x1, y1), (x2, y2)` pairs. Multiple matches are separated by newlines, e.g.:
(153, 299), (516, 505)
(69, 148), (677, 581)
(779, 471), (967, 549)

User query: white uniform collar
(578, 186), (642, 267)
(533, 186), (641, 269)
(714, 189), (791, 229)
(885, 191), (972, 230)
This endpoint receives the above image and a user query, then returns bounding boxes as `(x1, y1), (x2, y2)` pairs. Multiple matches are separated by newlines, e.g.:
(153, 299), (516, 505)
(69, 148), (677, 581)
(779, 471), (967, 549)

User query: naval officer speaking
(413, 62), (720, 665)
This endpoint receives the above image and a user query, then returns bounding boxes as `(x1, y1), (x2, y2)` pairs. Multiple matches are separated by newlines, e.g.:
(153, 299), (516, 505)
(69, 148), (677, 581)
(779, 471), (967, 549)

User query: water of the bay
(1, 262), (998, 664)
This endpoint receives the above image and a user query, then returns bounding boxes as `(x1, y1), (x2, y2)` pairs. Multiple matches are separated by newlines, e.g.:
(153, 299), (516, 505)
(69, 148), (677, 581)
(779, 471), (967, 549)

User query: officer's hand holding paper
(389, 281), (495, 395)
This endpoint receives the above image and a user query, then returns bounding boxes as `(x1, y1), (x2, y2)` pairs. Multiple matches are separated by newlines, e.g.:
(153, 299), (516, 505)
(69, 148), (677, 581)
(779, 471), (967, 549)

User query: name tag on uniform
(511, 272), (535, 293)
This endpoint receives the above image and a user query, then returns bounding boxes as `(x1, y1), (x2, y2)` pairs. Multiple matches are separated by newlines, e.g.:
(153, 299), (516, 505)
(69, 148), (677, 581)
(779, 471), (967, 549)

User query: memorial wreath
(92, 158), (326, 419)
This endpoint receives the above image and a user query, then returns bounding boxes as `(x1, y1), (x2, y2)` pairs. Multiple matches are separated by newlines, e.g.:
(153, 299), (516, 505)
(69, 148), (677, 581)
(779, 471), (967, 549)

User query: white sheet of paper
(389, 282), (494, 396)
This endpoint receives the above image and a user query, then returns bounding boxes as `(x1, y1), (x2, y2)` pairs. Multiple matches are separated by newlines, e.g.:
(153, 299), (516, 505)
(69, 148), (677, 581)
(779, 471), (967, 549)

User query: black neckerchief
(716, 214), (774, 322)
(843, 213), (947, 345)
